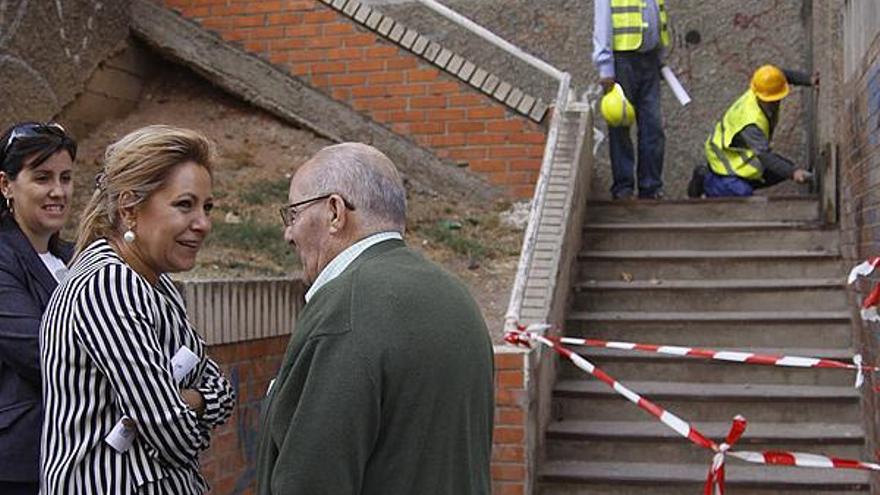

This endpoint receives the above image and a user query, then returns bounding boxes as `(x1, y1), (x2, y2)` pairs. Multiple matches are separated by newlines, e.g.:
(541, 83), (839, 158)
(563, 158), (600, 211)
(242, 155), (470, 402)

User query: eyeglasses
(2, 122), (71, 158)
(279, 193), (356, 227)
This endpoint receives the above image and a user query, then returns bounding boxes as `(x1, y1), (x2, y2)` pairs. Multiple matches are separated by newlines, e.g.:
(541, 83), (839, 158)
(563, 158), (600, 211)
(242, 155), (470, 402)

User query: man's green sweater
(256, 239), (494, 494)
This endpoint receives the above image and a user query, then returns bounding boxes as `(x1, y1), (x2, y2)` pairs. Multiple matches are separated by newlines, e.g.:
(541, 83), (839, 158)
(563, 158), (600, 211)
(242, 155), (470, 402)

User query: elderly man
(256, 143), (494, 495)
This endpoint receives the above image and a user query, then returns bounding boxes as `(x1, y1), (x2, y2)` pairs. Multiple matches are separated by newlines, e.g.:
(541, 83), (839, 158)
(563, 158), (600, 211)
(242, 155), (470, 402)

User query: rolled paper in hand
(661, 66), (691, 106)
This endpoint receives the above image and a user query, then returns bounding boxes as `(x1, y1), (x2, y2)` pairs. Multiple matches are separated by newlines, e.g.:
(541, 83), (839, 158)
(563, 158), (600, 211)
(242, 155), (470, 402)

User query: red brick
(308, 36), (346, 49)
(241, 1), (283, 14)
(289, 50), (326, 62)
(270, 38), (308, 50)
(351, 86), (387, 98)
(366, 46), (399, 58)
(427, 81), (461, 94)
(324, 23), (356, 35)
(243, 40), (268, 53)
(497, 370), (524, 388)
(448, 148), (487, 160)
(387, 58), (419, 70)
(348, 60), (385, 72)
(210, 4), (249, 15)
(487, 120), (525, 133)
(221, 29), (248, 42)
(495, 407), (525, 425)
(182, 6), (211, 17)
(201, 16), (232, 30)
(468, 134), (508, 145)
(266, 13), (303, 24)
(311, 74), (329, 87)
(391, 123), (410, 134)
(493, 426), (524, 444)
(328, 74), (367, 86)
(494, 352), (524, 370)
(468, 107), (506, 119)
(511, 184), (535, 198)
(448, 121), (485, 133)
(310, 61), (346, 74)
(372, 111), (391, 123)
(326, 47), (363, 60)
(427, 109), (465, 121)
(289, 63), (310, 76)
(407, 68), (440, 82)
(332, 88), (351, 100)
(469, 159), (507, 173)
(410, 122), (445, 134)
(492, 444), (525, 462)
(411, 96), (447, 108)
(247, 26), (284, 39)
(367, 72), (404, 84)
(493, 482), (525, 495)
(302, 10), (337, 23)
(449, 94), (485, 107)
(343, 33), (377, 46)
(386, 84), (426, 96)
(491, 464), (526, 481)
(232, 15), (265, 28)
(389, 110), (425, 122)
(285, 24), (321, 37)
(359, 97), (407, 110)
(429, 134), (466, 147)
(513, 132), (547, 144)
(510, 159), (542, 171)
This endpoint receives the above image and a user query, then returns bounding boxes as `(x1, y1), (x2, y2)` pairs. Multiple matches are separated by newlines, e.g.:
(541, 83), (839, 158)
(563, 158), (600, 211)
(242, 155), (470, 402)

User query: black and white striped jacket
(39, 239), (235, 494)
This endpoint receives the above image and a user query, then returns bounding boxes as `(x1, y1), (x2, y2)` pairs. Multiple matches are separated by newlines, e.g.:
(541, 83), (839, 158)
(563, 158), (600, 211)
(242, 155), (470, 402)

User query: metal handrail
(414, 0), (567, 82)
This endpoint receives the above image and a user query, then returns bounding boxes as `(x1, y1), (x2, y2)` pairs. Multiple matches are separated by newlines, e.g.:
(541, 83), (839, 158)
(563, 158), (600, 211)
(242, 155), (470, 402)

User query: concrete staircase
(539, 197), (870, 494)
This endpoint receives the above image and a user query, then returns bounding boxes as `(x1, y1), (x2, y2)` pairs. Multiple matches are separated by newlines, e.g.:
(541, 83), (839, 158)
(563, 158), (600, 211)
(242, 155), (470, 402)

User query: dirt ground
(68, 68), (522, 341)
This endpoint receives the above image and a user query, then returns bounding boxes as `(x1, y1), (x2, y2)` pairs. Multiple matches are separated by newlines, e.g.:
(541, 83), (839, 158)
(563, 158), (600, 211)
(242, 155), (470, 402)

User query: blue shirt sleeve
(592, 0), (615, 79)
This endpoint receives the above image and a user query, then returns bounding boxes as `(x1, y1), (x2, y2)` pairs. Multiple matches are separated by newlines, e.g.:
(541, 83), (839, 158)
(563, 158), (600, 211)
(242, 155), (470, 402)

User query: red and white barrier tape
(848, 257), (880, 323)
(848, 257), (880, 284)
(556, 336), (872, 388)
(505, 324), (880, 494)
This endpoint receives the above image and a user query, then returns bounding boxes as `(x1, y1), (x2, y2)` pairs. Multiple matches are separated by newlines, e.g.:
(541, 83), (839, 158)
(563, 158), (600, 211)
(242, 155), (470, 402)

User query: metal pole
(414, 0), (566, 82)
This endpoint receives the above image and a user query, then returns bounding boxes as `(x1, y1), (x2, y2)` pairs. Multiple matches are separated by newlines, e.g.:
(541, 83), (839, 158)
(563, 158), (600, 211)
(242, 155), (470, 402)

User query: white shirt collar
(304, 231), (403, 303)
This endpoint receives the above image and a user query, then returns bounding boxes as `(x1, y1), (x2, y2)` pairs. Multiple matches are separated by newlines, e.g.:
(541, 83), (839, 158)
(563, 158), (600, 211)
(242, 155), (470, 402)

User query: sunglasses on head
(2, 122), (70, 157)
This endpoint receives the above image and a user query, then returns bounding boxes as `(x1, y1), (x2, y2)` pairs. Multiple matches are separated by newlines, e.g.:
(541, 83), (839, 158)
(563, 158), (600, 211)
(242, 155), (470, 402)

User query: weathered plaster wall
(0, 0), (132, 130)
(378, 0), (820, 197)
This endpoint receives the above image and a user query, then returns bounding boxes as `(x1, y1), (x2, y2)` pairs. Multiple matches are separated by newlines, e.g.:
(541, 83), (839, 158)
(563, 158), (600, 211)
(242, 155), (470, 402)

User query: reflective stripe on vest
(611, 0), (670, 52)
(704, 90), (771, 181)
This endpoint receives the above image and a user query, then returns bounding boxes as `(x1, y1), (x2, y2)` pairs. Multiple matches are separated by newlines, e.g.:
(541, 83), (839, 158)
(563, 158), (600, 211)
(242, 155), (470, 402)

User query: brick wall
(160, 0), (547, 197)
(201, 335), (288, 495)
(839, 5), (880, 486)
(493, 349), (529, 495)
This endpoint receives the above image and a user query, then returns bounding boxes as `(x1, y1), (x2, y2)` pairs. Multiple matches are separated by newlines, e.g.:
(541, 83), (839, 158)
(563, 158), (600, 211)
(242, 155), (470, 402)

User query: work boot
(687, 165), (708, 198)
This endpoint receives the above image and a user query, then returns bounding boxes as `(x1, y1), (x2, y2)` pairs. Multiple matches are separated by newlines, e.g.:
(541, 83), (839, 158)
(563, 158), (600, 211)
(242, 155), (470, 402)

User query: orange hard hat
(750, 65), (790, 102)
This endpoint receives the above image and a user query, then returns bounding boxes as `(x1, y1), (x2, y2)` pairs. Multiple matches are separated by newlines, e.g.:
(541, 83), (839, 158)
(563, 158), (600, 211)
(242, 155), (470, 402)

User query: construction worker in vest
(593, 0), (669, 200)
(687, 65), (816, 198)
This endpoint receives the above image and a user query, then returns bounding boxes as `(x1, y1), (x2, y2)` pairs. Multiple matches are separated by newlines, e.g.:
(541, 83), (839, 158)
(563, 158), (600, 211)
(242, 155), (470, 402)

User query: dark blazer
(0, 218), (72, 482)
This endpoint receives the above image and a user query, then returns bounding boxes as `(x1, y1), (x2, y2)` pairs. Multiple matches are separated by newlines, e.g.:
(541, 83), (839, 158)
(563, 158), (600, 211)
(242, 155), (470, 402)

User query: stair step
(564, 318), (852, 348)
(578, 250), (843, 280)
(582, 222), (837, 251)
(559, 347), (858, 386)
(547, 420), (863, 443)
(572, 279), (847, 312)
(569, 310), (851, 323)
(584, 196), (820, 223)
(539, 461), (869, 493)
(545, 420), (864, 464)
(553, 380), (860, 422)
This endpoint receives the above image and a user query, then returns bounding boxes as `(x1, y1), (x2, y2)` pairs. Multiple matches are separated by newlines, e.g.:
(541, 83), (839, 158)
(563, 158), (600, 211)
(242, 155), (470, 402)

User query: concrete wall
(379, 0), (819, 198)
(840, 2), (880, 490)
(0, 0), (131, 131)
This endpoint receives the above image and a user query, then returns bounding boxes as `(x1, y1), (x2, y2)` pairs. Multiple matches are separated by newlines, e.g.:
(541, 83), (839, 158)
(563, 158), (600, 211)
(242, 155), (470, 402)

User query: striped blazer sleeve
(195, 357), (235, 429)
(73, 264), (209, 468)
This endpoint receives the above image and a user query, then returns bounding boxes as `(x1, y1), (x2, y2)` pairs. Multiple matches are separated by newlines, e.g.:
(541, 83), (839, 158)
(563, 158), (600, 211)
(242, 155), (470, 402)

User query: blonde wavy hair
(74, 125), (215, 257)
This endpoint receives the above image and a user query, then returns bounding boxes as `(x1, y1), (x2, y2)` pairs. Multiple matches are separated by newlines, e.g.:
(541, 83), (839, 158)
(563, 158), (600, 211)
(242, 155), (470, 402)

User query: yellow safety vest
(611, 0), (670, 51)
(705, 90), (771, 181)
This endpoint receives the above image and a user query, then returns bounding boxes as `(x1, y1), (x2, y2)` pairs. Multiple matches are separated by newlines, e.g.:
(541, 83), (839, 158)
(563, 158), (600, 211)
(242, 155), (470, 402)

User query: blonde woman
(40, 125), (235, 494)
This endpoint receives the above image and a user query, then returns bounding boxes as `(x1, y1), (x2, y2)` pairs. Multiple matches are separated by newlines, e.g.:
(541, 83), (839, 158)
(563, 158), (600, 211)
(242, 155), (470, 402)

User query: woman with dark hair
(0, 121), (76, 494)
(40, 125), (235, 494)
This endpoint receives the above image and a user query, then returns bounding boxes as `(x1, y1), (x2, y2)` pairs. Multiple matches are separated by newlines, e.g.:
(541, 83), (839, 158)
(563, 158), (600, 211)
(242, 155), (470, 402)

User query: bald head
(296, 143), (407, 233)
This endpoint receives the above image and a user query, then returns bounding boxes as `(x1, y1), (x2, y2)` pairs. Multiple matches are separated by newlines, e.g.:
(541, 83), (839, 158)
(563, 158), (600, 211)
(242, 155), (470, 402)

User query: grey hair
(302, 143), (406, 231)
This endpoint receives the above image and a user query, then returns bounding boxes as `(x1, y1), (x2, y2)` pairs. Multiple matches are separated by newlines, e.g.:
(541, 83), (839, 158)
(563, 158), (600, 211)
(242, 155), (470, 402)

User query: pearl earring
(123, 229), (136, 243)
(5, 197), (11, 213)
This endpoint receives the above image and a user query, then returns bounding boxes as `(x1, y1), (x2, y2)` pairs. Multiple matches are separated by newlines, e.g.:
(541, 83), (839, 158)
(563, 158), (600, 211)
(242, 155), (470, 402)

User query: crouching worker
(688, 65), (815, 198)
